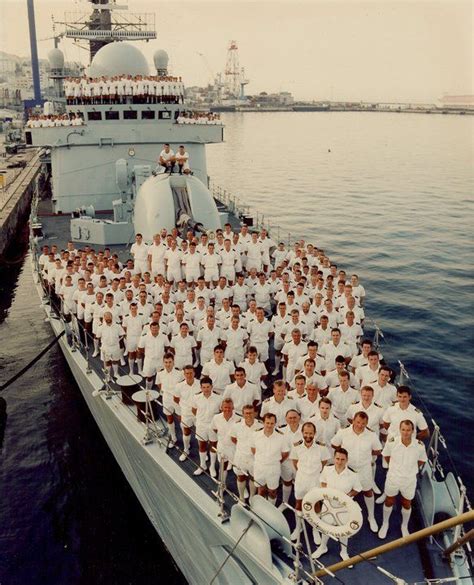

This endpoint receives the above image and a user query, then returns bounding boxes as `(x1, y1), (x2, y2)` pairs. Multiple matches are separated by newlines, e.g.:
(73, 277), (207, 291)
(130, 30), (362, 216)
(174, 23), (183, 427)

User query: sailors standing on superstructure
(50, 226), (431, 549)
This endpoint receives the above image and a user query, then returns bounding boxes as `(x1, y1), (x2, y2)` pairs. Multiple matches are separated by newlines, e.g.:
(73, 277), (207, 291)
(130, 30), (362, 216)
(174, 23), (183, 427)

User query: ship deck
(33, 204), (459, 585)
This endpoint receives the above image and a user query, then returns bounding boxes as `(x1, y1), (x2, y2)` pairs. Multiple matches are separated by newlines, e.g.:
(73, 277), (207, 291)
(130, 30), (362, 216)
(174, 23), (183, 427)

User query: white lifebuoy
(302, 487), (363, 539)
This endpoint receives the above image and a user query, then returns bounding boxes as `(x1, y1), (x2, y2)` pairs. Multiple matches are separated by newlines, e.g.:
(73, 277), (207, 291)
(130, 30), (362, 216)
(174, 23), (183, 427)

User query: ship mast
(54, 0), (156, 63)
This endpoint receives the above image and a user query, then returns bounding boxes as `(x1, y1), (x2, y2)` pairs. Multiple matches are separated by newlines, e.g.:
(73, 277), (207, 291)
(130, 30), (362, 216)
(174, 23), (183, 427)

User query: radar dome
(153, 49), (169, 71)
(89, 42), (149, 77)
(48, 48), (64, 70)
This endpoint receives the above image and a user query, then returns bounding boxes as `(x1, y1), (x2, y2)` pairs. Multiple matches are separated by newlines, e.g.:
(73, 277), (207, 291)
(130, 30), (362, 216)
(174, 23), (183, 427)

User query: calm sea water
(0, 112), (472, 585)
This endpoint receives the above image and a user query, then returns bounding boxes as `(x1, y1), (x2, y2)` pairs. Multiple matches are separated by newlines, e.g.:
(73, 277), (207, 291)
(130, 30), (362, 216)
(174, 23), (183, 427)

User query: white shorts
(163, 393), (178, 416)
(354, 463), (373, 492)
(254, 463), (280, 491)
(102, 346), (122, 362)
(92, 318), (102, 336)
(225, 348), (245, 366)
(151, 263), (165, 277)
(179, 414), (195, 429)
(174, 355), (193, 370)
(185, 269), (200, 283)
(385, 475), (417, 500)
(281, 458), (296, 482)
(195, 424), (213, 442)
(221, 267), (236, 282)
(246, 258), (262, 272)
(126, 335), (140, 353)
(294, 471), (319, 500)
(142, 356), (159, 378)
(167, 267), (182, 283)
(234, 453), (254, 477)
(204, 269), (219, 282)
(274, 337), (284, 352)
(253, 342), (269, 362)
(135, 260), (148, 275)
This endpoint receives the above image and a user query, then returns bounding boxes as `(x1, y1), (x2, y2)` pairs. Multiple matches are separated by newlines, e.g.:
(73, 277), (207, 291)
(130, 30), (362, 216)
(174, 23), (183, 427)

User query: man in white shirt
(327, 371), (360, 423)
(282, 328), (308, 383)
(130, 233), (149, 276)
(122, 302), (146, 374)
(378, 420), (427, 539)
(382, 386), (429, 440)
(260, 380), (296, 427)
(231, 404), (263, 501)
(175, 145), (191, 174)
(182, 242), (201, 284)
(219, 239), (238, 285)
(332, 412), (382, 532)
(191, 377), (222, 475)
(223, 367), (260, 414)
(210, 398), (238, 479)
(202, 345), (235, 394)
(247, 307), (273, 363)
(155, 353), (184, 445)
(201, 242), (221, 286)
(96, 311), (125, 378)
(147, 233), (167, 277)
(158, 143), (175, 172)
(164, 239), (182, 284)
(138, 321), (168, 388)
(197, 314), (222, 366)
(174, 365), (201, 460)
(251, 413), (289, 505)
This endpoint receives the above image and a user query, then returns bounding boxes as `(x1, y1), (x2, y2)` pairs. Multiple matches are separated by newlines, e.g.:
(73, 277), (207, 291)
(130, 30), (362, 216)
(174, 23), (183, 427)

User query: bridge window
(158, 111), (172, 120)
(124, 110), (138, 120)
(87, 111), (102, 121)
(141, 111), (155, 120)
(105, 111), (120, 120)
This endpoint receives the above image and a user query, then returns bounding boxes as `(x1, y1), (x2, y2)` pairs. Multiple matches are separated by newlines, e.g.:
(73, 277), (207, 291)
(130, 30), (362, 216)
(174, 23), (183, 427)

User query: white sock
(136, 358), (143, 373)
(268, 496), (276, 506)
(128, 358), (135, 374)
(401, 507), (411, 530)
(182, 432), (191, 452)
(364, 495), (376, 521)
(249, 481), (257, 497)
(319, 533), (329, 549)
(237, 480), (246, 500)
(209, 451), (217, 472)
(382, 504), (393, 527)
(112, 363), (119, 377)
(222, 469), (228, 484)
(145, 379), (153, 390)
(167, 422), (176, 441)
(274, 355), (281, 371)
(199, 452), (207, 469)
(282, 484), (292, 503)
(93, 339), (99, 352)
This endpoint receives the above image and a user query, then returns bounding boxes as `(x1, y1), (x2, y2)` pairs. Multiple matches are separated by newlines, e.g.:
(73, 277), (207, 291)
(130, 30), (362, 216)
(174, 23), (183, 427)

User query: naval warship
(22, 3), (473, 584)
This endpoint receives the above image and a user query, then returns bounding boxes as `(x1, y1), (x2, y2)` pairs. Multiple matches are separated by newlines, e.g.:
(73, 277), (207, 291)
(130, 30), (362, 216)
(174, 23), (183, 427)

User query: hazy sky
(0, 0), (472, 102)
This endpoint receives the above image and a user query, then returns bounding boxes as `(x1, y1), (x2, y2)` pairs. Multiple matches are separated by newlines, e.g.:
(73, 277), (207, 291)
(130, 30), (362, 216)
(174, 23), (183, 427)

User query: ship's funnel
(134, 173), (221, 240)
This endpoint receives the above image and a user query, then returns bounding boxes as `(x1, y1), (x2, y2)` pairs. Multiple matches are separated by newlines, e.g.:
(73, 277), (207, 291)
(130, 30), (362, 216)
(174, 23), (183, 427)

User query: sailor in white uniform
(130, 233), (149, 276)
(174, 365), (201, 461)
(331, 411), (382, 532)
(383, 386), (429, 440)
(122, 302), (146, 374)
(290, 421), (329, 542)
(155, 353), (184, 445)
(147, 233), (167, 277)
(231, 404), (263, 501)
(138, 321), (168, 388)
(182, 242), (201, 283)
(201, 345), (235, 394)
(378, 420), (427, 539)
(279, 409), (304, 508)
(221, 315), (248, 365)
(247, 307), (273, 362)
(210, 398), (238, 480)
(191, 377), (222, 475)
(260, 380), (296, 427)
(250, 413), (290, 505)
(222, 367), (260, 415)
(313, 447), (362, 561)
(96, 311), (125, 378)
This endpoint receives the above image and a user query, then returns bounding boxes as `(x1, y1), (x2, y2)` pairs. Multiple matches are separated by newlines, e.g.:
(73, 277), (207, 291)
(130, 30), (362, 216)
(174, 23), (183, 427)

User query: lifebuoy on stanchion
(302, 487), (363, 539)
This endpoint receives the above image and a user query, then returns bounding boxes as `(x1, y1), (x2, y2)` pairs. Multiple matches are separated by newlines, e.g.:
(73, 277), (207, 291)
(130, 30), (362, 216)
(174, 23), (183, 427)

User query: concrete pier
(0, 148), (42, 257)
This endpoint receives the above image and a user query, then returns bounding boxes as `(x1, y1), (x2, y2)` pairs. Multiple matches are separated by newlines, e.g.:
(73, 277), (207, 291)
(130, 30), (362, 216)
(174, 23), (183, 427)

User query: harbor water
(0, 112), (473, 584)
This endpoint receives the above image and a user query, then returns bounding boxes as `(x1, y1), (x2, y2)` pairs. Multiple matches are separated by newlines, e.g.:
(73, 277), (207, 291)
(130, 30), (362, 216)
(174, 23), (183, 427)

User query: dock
(0, 147), (42, 257)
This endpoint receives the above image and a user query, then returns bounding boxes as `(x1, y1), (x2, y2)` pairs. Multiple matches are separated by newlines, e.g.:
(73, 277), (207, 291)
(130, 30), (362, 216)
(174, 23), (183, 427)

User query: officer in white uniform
(137, 322), (168, 388)
(130, 233), (149, 275)
(182, 242), (202, 283)
(327, 371), (360, 423)
(96, 311), (125, 378)
(251, 413), (290, 505)
(191, 377), (222, 475)
(331, 411), (382, 532)
(222, 367), (260, 414)
(313, 447), (362, 561)
(221, 315), (248, 365)
(174, 366), (201, 460)
(147, 233), (167, 277)
(122, 302), (146, 374)
(378, 420), (427, 539)
(231, 404), (263, 501)
(383, 386), (429, 440)
(290, 421), (330, 542)
(201, 345), (235, 394)
(247, 307), (273, 362)
(155, 353), (184, 445)
(260, 380), (296, 427)
(210, 398), (238, 479)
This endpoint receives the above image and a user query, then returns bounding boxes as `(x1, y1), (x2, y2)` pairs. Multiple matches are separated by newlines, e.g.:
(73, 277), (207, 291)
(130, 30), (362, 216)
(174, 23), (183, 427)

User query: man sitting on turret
(159, 143), (176, 173)
(175, 145), (191, 175)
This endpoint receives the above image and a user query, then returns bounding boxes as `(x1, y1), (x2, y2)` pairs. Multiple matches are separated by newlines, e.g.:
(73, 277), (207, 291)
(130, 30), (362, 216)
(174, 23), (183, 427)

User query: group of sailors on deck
(38, 227), (429, 562)
(64, 74), (185, 105)
(26, 113), (84, 128)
